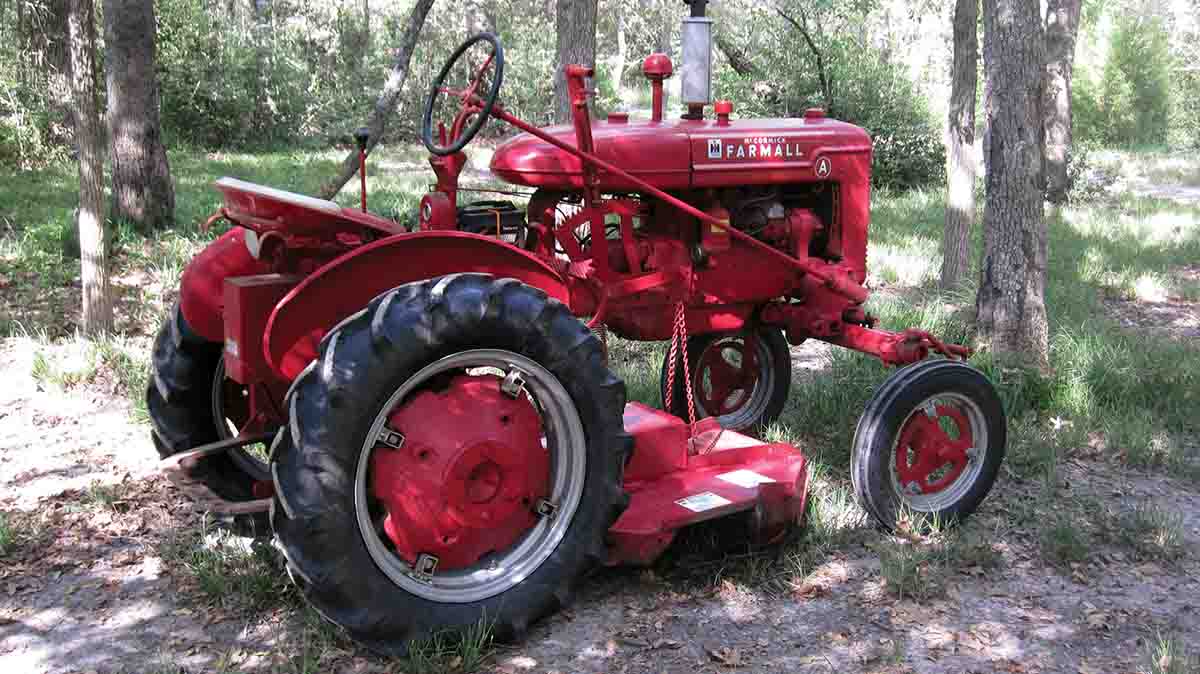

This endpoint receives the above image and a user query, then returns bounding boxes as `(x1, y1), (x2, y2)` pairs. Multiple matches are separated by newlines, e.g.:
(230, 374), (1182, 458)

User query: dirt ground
(1, 329), (1198, 674)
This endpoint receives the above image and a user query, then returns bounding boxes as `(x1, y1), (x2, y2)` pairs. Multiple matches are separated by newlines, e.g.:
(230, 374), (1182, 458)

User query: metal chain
(663, 300), (698, 434)
(593, 322), (609, 365)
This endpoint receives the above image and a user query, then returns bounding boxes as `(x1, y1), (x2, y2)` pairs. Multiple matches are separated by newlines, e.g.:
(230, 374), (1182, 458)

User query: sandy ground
(1, 332), (1198, 674)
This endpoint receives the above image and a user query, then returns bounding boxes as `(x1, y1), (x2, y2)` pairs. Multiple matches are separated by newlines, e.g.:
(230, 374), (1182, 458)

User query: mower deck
(161, 403), (809, 567)
(606, 403), (808, 566)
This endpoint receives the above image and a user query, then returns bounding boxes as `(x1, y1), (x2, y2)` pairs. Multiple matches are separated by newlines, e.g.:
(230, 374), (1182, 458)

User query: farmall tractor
(149, 1), (1005, 654)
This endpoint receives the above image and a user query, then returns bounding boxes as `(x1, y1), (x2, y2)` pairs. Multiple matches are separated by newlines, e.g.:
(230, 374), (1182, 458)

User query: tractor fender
(180, 228), (273, 343)
(263, 231), (568, 380)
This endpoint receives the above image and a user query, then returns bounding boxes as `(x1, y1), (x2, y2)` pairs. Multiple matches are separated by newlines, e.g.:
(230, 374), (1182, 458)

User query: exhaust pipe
(680, 0), (712, 119)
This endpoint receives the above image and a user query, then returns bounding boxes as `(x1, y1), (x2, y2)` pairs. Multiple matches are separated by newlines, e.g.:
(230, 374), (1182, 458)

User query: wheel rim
(692, 332), (775, 428)
(211, 360), (269, 480)
(888, 392), (988, 513)
(354, 349), (587, 603)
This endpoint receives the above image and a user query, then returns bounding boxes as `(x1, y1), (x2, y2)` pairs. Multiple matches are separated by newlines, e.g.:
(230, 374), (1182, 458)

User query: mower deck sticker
(675, 492), (732, 512)
(716, 469), (776, 489)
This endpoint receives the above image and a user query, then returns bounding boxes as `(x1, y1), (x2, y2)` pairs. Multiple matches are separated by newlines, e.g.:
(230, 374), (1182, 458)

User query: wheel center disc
(369, 374), (550, 571)
(697, 340), (759, 416)
(895, 403), (974, 494)
(465, 460), (503, 504)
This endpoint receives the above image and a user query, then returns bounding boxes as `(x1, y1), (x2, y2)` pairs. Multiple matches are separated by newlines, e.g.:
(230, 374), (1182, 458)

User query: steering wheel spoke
(422, 33), (505, 157)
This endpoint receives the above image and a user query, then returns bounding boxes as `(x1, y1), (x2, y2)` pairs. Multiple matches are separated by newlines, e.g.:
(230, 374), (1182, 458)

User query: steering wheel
(422, 32), (505, 157)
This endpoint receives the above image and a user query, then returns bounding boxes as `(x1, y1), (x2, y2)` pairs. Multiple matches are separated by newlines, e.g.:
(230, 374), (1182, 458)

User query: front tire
(851, 359), (1006, 530)
(270, 274), (629, 654)
(660, 327), (791, 432)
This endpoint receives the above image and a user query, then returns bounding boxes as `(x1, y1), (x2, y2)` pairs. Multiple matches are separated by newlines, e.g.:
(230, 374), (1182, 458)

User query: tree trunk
(317, 0), (435, 200)
(1042, 0), (1081, 206)
(68, 0), (110, 335)
(942, 0), (978, 290)
(977, 0), (1049, 369)
(103, 0), (175, 230)
(553, 0), (598, 124)
(715, 33), (757, 77)
(613, 3), (627, 102)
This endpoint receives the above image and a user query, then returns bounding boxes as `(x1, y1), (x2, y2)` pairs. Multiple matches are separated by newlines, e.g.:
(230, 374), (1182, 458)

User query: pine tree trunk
(553, 0), (598, 124)
(103, 0), (175, 231)
(942, 0), (978, 290)
(68, 0), (110, 335)
(1042, 0), (1081, 206)
(317, 0), (435, 200)
(977, 0), (1049, 369)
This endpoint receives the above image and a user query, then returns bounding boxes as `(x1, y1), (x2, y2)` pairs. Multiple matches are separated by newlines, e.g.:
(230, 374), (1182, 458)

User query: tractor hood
(489, 114), (872, 191)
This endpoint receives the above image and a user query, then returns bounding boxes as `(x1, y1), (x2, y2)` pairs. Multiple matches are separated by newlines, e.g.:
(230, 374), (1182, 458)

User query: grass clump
(1038, 511), (1092, 567)
(79, 480), (134, 512)
(875, 537), (946, 602)
(161, 517), (292, 612)
(1098, 501), (1186, 562)
(1146, 632), (1200, 674)
(405, 618), (494, 674)
(0, 512), (14, 556)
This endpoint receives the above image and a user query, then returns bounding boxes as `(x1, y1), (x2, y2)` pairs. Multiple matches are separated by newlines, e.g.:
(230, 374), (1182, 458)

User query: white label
(717, 469), (776, 489)
(707, 138), (722, 159)
(224, 338), (239, 357)
(675, 491), (732, 512)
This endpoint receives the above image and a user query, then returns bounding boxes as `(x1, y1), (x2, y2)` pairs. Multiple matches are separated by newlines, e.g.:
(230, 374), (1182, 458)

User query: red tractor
(150, 4), (1005, 654)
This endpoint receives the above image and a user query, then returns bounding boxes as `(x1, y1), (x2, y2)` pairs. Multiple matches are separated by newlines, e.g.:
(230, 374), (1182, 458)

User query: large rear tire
(270, 274), (629, 655)
(147, 304), (270, 530)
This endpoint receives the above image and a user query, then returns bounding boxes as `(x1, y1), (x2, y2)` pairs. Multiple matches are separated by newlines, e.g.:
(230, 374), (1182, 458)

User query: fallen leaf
(710, 646), (743, 667)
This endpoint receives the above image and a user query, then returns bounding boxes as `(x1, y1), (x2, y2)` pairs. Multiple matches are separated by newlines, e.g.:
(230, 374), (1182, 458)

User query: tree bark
(715, 33), (757, 77)
(554, 0), (598, 124)
(977, 0), (1049, 369)
(68, 0), (111, 335)
(317, 0), (434, 200)
(612, 3), (627, 101)
(1042, 0), (1081, 206)
(942, 0), (978, 290)
(103, 0), (175, 230)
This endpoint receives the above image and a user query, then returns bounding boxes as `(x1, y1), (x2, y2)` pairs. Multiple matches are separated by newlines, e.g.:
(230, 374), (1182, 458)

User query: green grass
(1146, 633), (1200, 674)
(1097, 501), (1187, 562)
(160, 516), (294, 612)
(0, 512), (13, 556)
(1039, 511), (1092, 567)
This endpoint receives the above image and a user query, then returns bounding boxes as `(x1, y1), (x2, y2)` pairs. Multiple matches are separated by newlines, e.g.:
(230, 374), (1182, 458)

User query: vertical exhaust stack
(680, 0), (712, 120)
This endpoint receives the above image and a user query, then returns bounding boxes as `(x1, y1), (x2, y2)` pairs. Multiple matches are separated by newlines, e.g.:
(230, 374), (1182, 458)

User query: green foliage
(712, 4), (943, 190)
(0, 512), (13, 556)
(1075, 15), (1173, 148)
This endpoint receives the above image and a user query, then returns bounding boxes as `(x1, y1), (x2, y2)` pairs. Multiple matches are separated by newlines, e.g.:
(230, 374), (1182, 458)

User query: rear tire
(851, 359), (1006, 530)
(270, 273), (629, 655)
(146, 304), (270, 531)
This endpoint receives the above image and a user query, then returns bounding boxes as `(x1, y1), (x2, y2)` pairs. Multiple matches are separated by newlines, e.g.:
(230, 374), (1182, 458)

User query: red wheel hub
(369, 374), (550, 570)
(894, 403), (974, 494)
(696, 338), (759, 416)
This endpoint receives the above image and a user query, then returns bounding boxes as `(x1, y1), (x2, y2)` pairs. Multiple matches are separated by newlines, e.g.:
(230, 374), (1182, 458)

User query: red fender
(180, 228), (273, 343)
(263, 231), (569, 381)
